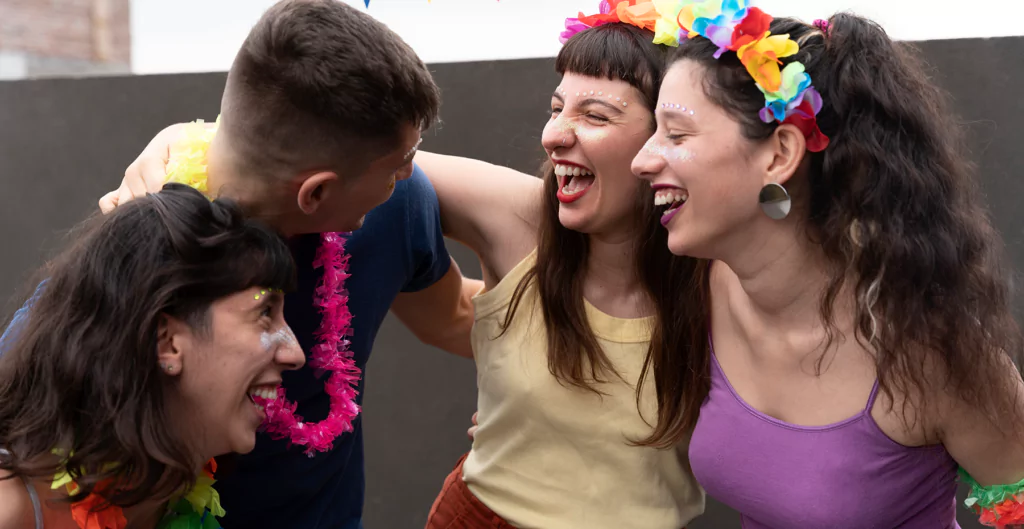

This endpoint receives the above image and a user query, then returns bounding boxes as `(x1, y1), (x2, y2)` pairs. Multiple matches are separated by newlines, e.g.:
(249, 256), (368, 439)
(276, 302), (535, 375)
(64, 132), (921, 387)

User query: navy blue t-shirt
(215, 165), (450, 528)
(0, 165), (451, 529)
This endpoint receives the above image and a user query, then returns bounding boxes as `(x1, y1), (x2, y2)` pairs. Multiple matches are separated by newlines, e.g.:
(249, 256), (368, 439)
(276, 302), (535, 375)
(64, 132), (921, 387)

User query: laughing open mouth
(555, 163), (594, 203)
(654, 187), (688, 226)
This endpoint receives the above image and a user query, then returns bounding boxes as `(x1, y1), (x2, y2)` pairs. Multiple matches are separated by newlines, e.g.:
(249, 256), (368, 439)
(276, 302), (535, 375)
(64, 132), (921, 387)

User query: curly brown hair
(0, 184), (295, 508)
(664, 13), (1023, 434)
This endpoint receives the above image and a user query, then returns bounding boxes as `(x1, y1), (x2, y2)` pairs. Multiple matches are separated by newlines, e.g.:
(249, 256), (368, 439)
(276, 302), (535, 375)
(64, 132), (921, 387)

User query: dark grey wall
(1, 36), (1021, 528)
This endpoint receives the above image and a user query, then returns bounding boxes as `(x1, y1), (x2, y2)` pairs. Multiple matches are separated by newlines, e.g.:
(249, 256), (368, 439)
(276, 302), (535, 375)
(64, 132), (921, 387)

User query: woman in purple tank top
(630, 5), (1024, 529)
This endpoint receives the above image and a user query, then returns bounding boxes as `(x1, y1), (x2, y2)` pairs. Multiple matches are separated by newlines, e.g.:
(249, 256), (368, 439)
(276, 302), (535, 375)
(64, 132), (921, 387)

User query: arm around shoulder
(391, 257), (482, 358)
(413, 151), (542, 259)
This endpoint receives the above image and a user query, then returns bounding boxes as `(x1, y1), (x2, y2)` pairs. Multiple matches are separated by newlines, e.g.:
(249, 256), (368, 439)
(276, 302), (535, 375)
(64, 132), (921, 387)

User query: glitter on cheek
(641, 137), (668, 157)
(576, 126), (609, 144)
(668, 147), (695, 162)
(557, 119), (578, 134)
(641, 137), (696, 162)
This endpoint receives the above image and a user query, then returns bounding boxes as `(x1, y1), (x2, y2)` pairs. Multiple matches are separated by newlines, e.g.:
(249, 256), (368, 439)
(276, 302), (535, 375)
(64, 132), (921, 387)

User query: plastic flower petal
(737, 33), (799, 93)
(70, 492), (127, 529)
(53, 467), (75, 491)
(617, 0), (660, 30)
(783, 98), (830, 153)
(165, 118), (219, 194)
(184, 476), (226, 518)
(728, 7), (772, 50)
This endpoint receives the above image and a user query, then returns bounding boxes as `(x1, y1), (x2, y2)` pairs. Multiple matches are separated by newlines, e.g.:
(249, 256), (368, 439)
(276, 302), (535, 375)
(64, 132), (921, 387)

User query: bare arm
(940, 370), (1024, 487)
(390, 258), (483, 358)
(413, 151), (543, 284)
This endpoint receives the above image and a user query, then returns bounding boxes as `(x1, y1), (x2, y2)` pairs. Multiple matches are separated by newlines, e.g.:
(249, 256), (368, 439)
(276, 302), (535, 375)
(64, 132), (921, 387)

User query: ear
(296, 171), (340, 216)
(156, 315), (190, 377)
(763, 123), (807, 186)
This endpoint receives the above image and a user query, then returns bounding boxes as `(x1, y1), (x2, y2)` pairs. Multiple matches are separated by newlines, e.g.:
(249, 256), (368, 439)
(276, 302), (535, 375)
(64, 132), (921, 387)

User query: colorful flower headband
(560, 0), (829, 152)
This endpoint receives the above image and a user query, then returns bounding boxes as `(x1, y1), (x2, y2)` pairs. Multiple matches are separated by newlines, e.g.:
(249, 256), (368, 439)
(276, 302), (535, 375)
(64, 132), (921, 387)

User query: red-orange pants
(425, 453), (688, 529)
(425, 453), (516, 529)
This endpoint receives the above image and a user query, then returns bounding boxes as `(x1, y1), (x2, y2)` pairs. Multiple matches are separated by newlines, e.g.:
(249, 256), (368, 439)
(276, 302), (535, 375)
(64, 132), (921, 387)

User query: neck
(719, 217), (829, 324)
(583, 228), (648, 315)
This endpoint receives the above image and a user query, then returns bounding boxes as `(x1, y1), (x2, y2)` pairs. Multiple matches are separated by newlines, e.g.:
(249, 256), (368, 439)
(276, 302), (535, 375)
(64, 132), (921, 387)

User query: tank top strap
(863, 378), (882, 414)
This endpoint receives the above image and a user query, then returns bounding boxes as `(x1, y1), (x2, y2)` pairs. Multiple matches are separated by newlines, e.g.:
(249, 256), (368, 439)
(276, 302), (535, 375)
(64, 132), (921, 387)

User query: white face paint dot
(623, 102), (628, 107)
(590, 90), (594, 95)
(598, 91), (603, 95)
(690, 110), (695, 115)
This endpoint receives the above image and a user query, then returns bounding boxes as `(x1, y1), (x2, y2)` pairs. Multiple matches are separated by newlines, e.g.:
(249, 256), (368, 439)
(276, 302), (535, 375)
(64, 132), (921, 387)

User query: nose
(541, 116), (577, 153)
(631, 137), (665, 182)
(275, 326), (306, 371)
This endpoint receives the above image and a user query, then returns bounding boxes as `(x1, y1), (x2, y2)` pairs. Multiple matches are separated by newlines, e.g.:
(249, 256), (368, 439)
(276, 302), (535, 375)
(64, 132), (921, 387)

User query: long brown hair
(668, 14), (1023, 433)
(0, 184), (296, 507)
(501, 23), (710, 447)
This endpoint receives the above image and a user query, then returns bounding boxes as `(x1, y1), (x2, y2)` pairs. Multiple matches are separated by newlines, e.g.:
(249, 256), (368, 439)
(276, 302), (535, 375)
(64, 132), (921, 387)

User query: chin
(231, 431), (258, 455)
(557, 207), (596, 234)
(338, 216), (365, 232)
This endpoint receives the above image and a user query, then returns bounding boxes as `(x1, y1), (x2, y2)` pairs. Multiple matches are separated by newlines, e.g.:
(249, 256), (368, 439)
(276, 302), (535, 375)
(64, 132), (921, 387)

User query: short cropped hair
(222, 0), (441, 180)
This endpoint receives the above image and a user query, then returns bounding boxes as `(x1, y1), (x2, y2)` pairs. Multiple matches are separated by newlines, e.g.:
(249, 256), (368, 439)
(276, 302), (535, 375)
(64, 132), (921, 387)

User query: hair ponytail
(671, 12), (1024, 434)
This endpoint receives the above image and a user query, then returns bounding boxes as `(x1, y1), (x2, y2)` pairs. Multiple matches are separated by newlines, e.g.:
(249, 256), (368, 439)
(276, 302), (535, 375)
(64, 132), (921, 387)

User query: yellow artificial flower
(183, 475), (227, 518)
(165, 118), (219, 194)
(736, 33), (799, 93)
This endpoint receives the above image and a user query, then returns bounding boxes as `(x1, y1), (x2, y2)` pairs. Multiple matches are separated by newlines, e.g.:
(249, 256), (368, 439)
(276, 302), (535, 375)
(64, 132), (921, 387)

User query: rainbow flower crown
(561, 0), (829, 152)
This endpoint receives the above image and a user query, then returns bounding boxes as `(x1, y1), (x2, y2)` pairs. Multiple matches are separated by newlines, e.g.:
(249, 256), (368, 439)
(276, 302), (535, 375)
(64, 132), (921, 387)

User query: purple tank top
(688, 342), (961, 529)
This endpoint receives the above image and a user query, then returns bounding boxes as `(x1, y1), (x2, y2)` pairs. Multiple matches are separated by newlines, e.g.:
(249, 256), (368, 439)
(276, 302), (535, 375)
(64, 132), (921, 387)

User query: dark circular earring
(758, 183), (791, 220)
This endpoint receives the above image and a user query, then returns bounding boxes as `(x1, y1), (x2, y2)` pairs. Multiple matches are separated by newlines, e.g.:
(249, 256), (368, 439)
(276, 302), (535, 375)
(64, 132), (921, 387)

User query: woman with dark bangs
(418, 3), (707, 528)
(0, 184), (305, 529)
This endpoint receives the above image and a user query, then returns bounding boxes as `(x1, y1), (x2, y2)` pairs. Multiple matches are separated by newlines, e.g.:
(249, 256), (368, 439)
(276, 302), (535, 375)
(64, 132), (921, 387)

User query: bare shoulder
(876, 347), (1024, 485)
(0, 472), (32, 529)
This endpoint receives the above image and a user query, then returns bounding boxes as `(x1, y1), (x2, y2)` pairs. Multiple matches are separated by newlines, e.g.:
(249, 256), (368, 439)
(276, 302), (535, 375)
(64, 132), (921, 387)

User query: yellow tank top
(462, 250), (704, 528)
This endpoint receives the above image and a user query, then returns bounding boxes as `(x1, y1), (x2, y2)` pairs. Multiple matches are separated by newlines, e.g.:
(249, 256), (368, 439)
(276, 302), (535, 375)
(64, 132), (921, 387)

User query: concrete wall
(1, 36), (1021, 528)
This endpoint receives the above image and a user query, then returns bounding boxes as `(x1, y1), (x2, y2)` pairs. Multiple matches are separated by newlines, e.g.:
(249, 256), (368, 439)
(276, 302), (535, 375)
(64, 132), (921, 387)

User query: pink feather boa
(254, 232), (362, 456)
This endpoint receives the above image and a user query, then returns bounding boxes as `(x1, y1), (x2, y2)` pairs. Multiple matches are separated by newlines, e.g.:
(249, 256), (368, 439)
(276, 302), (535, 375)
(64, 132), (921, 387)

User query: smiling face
(163, 287), (305, 458)
(631, 59), (777, 258)
(541, 73), (655, 238)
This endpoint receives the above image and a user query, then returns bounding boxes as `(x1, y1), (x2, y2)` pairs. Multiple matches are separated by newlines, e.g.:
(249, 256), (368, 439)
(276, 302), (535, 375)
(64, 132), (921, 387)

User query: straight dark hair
(501, 23), (710, 448)
(0, 184), (296, 508)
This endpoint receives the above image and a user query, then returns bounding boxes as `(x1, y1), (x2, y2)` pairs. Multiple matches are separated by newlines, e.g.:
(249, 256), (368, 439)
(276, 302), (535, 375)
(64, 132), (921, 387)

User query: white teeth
(248, 387), (278, 401)
(554, 164), (593, 178)
(653, 190), (688, 207)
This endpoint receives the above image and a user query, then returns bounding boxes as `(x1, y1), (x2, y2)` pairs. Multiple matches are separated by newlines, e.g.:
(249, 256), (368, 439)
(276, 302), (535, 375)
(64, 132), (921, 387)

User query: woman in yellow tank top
(416, 3), (709, 528)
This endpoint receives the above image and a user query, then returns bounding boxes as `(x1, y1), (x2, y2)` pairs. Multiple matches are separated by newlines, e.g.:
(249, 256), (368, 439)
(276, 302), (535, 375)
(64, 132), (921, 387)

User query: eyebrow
(658, 108), (697, 125)
(551, 92), (625, 114)
(252, 290), (284, 311)
(578, 97), (624, 113)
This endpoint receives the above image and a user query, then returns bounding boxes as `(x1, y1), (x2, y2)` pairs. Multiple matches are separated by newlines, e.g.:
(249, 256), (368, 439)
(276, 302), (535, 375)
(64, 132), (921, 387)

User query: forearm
(414, 151), (540, 255)
(426, 276), (482, 358)
(390, 260), (482, 358)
